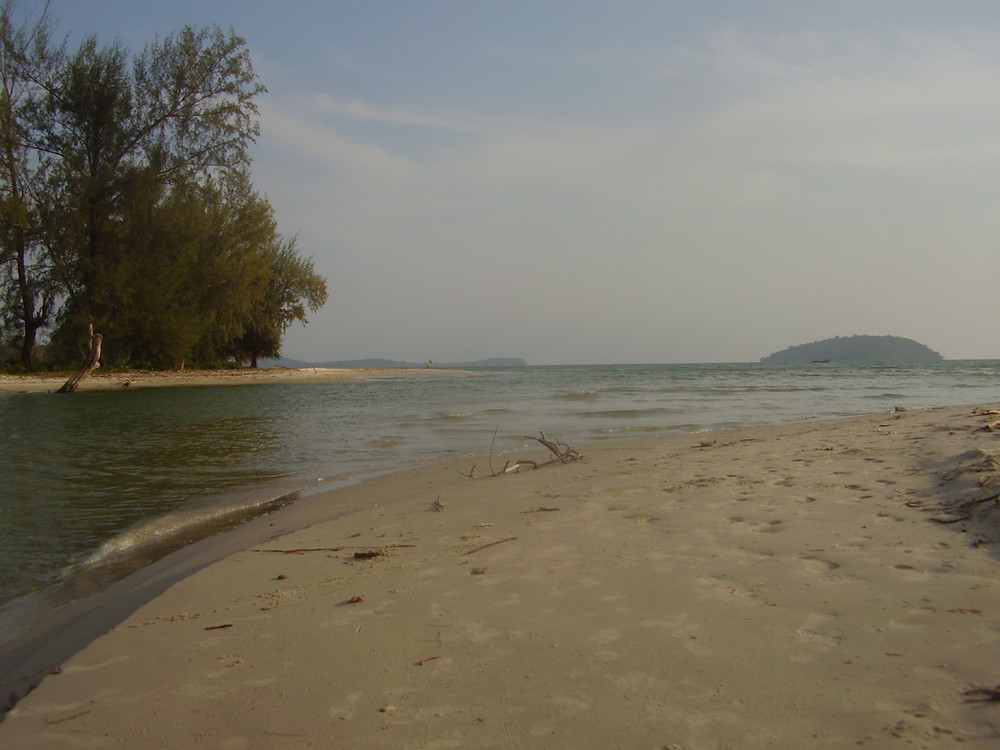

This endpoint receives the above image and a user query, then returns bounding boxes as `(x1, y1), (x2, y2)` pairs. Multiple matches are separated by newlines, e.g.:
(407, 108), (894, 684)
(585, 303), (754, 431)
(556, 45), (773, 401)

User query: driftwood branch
(57, 322), (102, 393)
(924, 489), (1000, 524)
(251, 544), (414, 555)
(461, 431), (584, 479)
(463, 536), (517, 555)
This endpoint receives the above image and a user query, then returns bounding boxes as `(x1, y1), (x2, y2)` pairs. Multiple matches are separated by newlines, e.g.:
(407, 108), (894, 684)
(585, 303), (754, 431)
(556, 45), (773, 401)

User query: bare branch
(462, 430), (584, 479)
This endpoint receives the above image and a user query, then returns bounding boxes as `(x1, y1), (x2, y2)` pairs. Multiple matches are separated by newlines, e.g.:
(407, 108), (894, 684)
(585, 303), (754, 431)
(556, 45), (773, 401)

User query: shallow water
(1, 361), (998, 643)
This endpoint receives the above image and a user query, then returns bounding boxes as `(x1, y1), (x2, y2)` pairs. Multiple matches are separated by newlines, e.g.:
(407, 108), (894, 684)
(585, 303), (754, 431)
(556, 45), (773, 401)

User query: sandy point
(0, 366), (471, 393)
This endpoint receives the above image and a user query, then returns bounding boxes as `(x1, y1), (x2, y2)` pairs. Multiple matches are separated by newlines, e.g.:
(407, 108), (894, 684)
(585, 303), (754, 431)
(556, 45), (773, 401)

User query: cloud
(257, 98), (416, 180)
(260, 23), (1000, 362)
(700, 26), (1000, 172)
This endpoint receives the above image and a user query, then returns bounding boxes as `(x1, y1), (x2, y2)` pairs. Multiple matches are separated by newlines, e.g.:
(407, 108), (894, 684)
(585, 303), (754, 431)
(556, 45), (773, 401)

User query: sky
(38, 1), (1000, 364)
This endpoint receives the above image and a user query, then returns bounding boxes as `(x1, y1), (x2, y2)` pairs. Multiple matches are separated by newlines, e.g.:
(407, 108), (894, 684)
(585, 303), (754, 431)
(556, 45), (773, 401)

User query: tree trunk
(19, 324), (37, 372)
(57, 324), (103, 393)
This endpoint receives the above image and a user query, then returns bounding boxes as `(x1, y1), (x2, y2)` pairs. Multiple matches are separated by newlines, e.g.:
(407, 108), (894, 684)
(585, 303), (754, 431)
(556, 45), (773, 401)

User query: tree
(238, 236), (328, 368)
(31, 24), (265, 362)
(187, 169), (278, 366)
(0, 11), (328, 373)
(0, 0), (57, 370)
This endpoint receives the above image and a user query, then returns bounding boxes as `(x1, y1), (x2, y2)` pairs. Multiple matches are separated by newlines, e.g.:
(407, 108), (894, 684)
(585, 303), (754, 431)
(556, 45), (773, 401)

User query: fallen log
(57, 323), (102, 393)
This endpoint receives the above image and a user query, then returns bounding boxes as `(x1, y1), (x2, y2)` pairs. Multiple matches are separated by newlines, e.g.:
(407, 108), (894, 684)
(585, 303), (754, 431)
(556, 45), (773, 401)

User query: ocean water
(1, 361), (998, 644)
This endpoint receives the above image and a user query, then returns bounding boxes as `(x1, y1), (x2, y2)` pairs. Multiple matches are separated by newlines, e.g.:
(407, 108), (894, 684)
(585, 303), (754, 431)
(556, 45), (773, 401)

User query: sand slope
(2, 405), (999, 748)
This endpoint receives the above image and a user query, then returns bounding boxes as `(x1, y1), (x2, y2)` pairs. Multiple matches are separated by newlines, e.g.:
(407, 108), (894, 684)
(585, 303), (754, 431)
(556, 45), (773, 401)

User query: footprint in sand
(873, 511), (904, 523)
(891, 564), (932, 582)
(695, 576), (759, 605)
(588, 627), (625, 645)
(327, 690), (364, 720)
(725, 517), (784, 533)
(754, 520), (784, 533)
(796, 555), (840, 573)
(529, 693), (591, 736)
(796, 613), (842, 648)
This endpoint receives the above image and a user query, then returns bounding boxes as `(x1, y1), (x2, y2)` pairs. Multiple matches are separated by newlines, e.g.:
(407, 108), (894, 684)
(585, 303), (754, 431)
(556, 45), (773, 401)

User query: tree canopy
(0, 1), (326, 370)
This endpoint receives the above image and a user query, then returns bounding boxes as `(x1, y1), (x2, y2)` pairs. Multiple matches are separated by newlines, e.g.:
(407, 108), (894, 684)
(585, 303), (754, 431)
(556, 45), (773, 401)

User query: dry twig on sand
(251, 544), (414, 555)
(460, 431), (584, 479)
(462, 536), (517, 555)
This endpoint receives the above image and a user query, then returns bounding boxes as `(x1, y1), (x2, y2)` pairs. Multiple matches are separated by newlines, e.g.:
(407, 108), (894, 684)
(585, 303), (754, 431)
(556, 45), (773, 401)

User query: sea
(1, 360), (998, 647)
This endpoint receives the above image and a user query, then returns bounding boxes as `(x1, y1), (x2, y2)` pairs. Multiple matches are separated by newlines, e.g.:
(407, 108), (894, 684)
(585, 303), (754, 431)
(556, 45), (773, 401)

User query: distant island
(263, 356), (527, 369)
(760, 335), (943, 365)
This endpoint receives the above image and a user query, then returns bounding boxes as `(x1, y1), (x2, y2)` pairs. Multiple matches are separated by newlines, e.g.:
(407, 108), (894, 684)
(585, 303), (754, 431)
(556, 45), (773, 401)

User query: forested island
(760, 335), (943, 364)
(0, 4), (327, 373)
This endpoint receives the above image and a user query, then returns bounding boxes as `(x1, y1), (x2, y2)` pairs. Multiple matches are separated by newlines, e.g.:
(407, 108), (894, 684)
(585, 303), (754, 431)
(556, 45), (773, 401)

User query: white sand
(2, 405), (999, 748)
(0, 366), (463, 393)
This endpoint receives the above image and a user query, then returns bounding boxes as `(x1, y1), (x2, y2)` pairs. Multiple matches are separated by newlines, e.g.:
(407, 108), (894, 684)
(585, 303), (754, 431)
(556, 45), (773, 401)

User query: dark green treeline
(0, 1), (327, 371)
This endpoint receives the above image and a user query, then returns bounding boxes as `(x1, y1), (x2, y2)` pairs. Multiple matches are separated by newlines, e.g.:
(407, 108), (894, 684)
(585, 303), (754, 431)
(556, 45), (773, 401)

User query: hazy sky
(42, 1), (1000, 364)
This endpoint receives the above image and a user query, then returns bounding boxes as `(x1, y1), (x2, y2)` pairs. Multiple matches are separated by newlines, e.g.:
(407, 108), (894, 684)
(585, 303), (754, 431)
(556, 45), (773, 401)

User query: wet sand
(2, 404), (999, 747)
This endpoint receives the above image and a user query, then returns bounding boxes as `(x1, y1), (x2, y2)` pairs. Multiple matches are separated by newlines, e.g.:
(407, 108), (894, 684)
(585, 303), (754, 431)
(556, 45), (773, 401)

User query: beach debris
(204, 623), (233, 631)
(43, 708), (92, 725)
(379, 704), (397, 714)
(251, 544), (414, 555)
(904, 449), (1000, 525)
(963, 685), (1000, 703)
(275, 574), (288, 580)
(432, 495), (445, 512)
(57, 321), (103, 394)
(416, 655), (440, 666)
(463, 536), (517, 555)
(346, 595), (365, 605)
(253, 546), (350, 554)
(471, 567), (488, 575)
(461, 430), (584, 479)
(521, 506), (561, 513)
(923, 489), (1000, 524)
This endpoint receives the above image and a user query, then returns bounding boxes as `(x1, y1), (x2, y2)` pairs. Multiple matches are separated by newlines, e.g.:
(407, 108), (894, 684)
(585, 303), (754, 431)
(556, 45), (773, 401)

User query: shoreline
(2, 404), (1000, 746)
(0, 365), (469, 393)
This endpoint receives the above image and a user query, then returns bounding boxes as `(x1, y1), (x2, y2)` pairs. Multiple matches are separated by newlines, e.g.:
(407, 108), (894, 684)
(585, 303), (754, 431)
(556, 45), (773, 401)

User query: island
(760, 335), (943, 365)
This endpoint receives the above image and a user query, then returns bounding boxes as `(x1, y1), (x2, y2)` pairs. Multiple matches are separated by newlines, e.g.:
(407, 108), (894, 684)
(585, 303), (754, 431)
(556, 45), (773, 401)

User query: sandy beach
(0, 366), (462, 393)
(2, 404), (999, 747)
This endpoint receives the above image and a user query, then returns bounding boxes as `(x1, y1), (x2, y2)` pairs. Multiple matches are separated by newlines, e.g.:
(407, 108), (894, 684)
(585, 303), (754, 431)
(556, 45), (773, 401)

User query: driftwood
(963, 684), (1000, 703)
(461, 431), (584, 479)
(57, 322), (102, 393)
(907, 440), (1000, 524)
(921, 489), (1000, 524)
(250, 544), (414, 555)
(462, 536), (518, 555)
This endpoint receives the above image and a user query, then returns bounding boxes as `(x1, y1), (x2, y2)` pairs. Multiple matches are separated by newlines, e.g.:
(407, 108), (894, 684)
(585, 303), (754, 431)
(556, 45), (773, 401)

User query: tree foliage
(760, 335), (944, 365)
(0, 2), (326, 370)
(0, 0), (58, 370)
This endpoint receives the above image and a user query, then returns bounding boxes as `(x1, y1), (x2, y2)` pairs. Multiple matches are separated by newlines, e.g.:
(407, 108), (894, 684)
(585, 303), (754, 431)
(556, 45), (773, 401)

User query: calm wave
(1, 361), (998, 642)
